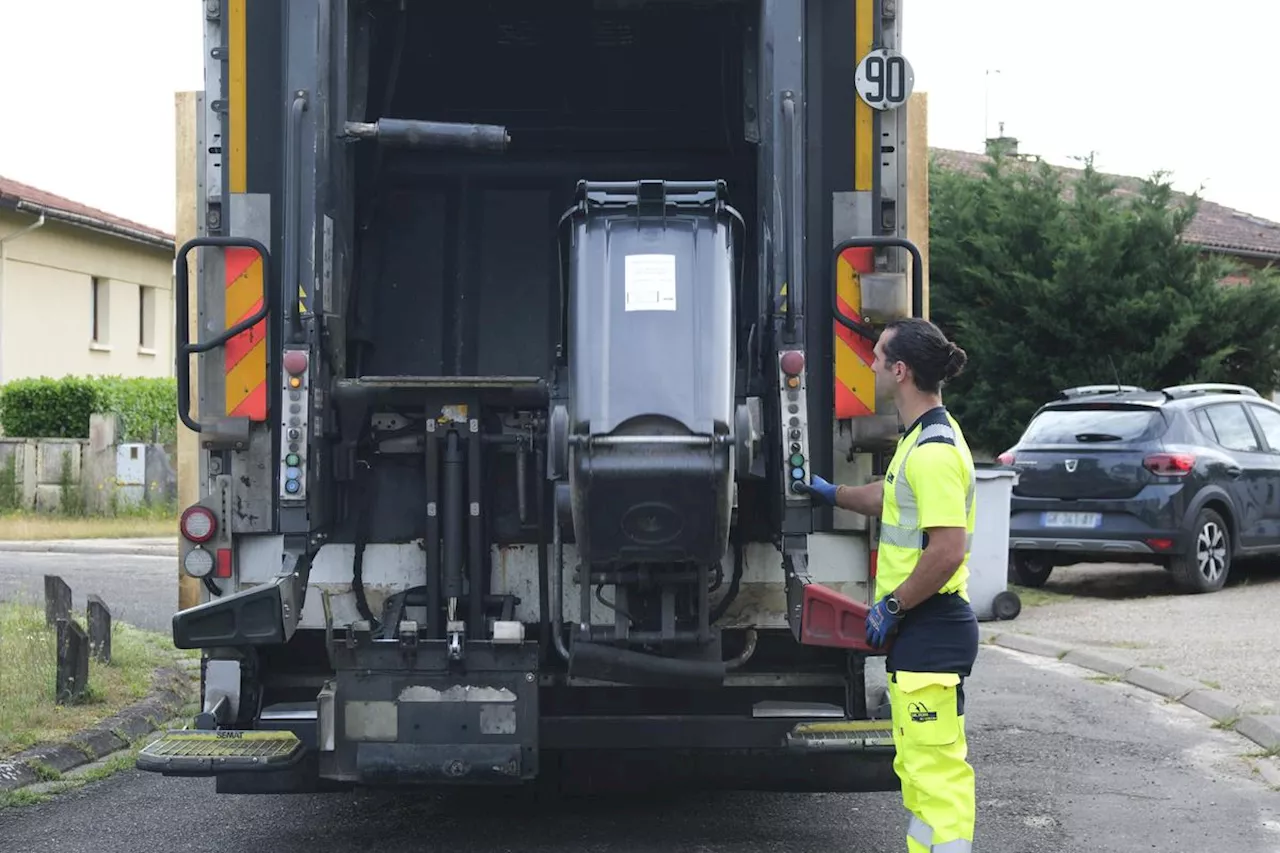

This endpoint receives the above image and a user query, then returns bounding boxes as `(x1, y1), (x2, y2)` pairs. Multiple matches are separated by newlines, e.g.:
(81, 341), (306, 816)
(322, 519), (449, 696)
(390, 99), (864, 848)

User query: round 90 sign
(855, 48), (915, 111)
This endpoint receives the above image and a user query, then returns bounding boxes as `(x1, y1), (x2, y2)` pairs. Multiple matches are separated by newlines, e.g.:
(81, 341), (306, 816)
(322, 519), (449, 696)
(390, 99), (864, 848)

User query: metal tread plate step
(136, 729), (305, 776)
(785, 719), (895, 751)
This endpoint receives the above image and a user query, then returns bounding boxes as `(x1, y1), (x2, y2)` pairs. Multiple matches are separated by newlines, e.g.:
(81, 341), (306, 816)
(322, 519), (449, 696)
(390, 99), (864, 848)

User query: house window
(91, 277), (109, 344)
(138, 286), (156, 350)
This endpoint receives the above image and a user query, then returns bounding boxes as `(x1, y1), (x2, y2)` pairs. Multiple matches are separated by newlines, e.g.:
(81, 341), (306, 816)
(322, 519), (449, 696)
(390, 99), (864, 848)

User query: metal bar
(781, 90), (799, 338)
(423, 419), (440, 639)
(342, 118), (509, 152)
(174, 235), (272, 433)
(467, 420), (485, 639)
(442, 430), (464, 603)
(572, 435), (715, 446)
(283, 92), (309, 343)
(831, 236), (924, 334)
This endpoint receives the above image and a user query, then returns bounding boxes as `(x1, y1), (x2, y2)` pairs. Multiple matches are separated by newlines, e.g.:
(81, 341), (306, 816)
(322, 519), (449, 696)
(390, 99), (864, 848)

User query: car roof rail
(1057, 384), (1147, 400)
(1161, 383), (1260, 400)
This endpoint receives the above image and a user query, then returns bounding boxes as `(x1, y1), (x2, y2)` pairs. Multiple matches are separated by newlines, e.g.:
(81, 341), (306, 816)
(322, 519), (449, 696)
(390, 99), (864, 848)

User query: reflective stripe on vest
(878, 421), (975, 551)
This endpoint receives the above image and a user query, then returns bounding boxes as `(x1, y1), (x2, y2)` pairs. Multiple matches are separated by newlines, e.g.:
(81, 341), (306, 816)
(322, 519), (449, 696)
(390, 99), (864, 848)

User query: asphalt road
(2, 645), (1279, 852)
(0, 551), (177, 633)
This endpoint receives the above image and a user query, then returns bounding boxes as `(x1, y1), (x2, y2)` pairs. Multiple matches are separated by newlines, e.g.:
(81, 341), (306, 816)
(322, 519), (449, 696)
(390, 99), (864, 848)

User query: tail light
(180, 505), (217, 543)
(1144, 452), (1194, 476)
(997, 451), (1016, 466)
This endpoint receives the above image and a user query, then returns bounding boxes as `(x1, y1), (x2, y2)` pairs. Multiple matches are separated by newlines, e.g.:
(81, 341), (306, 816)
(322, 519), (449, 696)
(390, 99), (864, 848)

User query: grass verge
(0, 601), (191, 758)
(1010, 584), (1074, 608)
(0, 511), (175, 541)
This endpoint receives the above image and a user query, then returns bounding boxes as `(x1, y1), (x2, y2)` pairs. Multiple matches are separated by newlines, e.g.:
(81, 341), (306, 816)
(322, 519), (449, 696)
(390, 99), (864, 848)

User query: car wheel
(992, 590), (1022, 620)
(1170, 507), (1231, 594)
(1009, 553), (1053, 588)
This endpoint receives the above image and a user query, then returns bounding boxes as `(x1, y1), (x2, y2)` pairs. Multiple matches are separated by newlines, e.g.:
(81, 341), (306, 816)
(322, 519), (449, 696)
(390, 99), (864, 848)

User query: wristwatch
(884, 593), (904, 616)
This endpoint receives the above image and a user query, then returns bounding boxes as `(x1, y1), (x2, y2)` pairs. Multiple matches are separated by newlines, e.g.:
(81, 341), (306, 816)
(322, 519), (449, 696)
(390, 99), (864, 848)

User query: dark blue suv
(998, 383), (1280, 594)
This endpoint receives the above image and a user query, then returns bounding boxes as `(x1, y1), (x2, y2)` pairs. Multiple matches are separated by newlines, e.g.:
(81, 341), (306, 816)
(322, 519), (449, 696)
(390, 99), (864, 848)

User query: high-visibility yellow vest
(875, 406), (977, 602)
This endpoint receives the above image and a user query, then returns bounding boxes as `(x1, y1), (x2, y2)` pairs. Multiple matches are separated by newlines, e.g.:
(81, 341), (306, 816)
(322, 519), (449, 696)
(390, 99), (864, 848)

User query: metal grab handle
(831, 236), (924, 343)
(781, 92), (799, 336)
(175, 236), (272, 434)
(284, 92), (308, 343)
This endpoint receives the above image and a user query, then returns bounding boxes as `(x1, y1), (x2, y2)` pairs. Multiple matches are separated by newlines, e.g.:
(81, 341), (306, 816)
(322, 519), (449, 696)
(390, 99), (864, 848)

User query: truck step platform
(784, 720), (895, 752)
(136, 729), (305, 776)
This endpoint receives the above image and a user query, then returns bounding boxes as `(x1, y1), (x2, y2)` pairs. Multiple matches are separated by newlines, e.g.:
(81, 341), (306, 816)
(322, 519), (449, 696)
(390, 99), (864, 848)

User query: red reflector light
(283, 350), (309, 375)
(780, 351), (805, 376)
(1143, 452), (1194, 476)
(997, 451), (1016, 466)
(180, 506), (217, 543)
(215, 548), (233, 579)
(1145, 538), (1175, 551)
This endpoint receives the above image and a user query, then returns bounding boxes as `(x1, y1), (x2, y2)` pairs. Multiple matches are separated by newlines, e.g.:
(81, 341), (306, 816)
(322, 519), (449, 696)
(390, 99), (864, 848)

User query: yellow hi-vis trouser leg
(889, 671), (975, 852)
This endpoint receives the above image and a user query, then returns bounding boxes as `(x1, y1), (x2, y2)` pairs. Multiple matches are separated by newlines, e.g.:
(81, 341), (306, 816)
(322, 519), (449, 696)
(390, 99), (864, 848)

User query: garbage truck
(139, 0), (926, 794)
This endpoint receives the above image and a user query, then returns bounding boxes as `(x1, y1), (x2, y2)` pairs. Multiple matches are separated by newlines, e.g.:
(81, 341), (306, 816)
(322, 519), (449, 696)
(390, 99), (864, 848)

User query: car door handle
(1224, 464), (1243, 478)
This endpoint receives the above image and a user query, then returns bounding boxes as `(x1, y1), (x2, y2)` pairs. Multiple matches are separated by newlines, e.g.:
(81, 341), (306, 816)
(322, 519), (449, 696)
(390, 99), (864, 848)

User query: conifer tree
(928, 153), (1280, 453)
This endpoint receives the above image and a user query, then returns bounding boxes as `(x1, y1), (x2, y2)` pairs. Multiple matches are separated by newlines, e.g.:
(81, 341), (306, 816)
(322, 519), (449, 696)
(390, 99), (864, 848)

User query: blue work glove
(865, 597), (900, 649)
(797, 474), (838, 505)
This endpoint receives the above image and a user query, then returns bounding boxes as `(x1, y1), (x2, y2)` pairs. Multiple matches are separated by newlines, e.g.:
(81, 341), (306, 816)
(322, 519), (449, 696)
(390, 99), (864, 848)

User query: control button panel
(279, 346), (310, 503)
(778, 350), (810, 501)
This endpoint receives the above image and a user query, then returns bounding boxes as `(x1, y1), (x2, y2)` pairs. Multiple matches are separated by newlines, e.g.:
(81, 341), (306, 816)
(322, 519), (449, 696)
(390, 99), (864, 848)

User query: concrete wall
(0, 210), (175, 384)
(0, 415), (176, 514)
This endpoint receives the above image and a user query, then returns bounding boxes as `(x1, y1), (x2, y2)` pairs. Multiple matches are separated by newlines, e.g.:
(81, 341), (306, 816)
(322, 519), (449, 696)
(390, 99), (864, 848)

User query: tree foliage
(928, 152), (1280, 454)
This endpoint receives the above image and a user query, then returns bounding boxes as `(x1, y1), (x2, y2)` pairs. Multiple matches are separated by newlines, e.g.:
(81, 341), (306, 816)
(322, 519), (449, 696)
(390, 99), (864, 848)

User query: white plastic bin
(968, 464), (1021, 621)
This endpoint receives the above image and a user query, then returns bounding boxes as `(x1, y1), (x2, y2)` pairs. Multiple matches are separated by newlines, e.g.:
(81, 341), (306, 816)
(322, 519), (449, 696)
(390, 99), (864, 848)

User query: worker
(799, 316), (979, 853)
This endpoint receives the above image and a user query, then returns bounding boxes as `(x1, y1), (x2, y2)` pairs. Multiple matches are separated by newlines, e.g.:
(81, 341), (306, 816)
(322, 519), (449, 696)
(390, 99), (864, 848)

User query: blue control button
(286, 466), (301, 480)
(285, 479), (301, 495)
(791, 467), (805, 479)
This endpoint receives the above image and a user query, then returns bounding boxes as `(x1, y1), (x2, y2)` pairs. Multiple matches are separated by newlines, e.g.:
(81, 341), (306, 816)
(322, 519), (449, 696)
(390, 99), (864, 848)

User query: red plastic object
(799, 582), (878, 652)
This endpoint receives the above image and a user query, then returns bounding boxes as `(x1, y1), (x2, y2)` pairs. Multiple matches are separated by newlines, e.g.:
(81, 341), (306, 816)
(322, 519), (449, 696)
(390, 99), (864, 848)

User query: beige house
(0, 176), (176, 384)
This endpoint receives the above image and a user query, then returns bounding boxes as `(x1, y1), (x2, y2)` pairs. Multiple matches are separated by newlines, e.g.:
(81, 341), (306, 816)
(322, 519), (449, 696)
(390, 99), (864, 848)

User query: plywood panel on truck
(907, 92), (930, 319)
(175, 90), (200, 613)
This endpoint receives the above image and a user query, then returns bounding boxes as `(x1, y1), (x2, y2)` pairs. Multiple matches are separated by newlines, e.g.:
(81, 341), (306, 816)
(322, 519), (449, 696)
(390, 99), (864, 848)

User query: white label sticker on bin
(624, 254), (677, 312)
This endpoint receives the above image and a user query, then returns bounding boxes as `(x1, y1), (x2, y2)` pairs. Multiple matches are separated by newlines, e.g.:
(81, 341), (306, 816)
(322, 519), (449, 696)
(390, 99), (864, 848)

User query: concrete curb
(0, 661), (197, 794)
(981, 627), (1280, 761)
(0, 539), (176, 558)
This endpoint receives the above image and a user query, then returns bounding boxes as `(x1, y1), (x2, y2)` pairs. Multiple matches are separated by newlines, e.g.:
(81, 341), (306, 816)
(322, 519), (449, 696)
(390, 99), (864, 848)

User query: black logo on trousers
(908, 701), (937, 723)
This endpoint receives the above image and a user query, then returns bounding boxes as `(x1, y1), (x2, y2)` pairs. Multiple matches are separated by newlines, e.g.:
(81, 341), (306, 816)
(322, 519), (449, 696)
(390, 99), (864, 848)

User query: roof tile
(0, 175), (173, 246)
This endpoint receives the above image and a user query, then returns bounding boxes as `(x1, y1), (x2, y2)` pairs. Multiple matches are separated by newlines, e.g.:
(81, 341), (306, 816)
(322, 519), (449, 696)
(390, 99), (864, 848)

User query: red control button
(283, 350), (309, 376)
(780, 351), (805, 376)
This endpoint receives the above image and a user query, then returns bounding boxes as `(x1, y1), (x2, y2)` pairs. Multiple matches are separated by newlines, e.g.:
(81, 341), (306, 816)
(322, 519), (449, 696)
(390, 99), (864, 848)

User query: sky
(0, 0), (1276, 235)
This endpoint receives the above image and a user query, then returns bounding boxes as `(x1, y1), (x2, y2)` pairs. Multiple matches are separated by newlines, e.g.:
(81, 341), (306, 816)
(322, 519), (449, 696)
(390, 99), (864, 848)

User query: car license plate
(1041, 512), (1101, 528)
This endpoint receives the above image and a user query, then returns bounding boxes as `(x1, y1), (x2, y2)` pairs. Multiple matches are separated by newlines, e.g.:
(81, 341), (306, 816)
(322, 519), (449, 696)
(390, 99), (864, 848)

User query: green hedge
(0, 376), (176, 445)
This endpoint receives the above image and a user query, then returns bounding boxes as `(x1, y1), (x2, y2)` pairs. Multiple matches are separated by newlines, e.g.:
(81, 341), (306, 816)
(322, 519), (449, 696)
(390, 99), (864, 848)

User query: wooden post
(87, 594), (112, 663)
(44, 574), (71, 627)
(56, 617), (90, 705)
(906, 92), (930, 320)
(175, 90), (202, 613)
